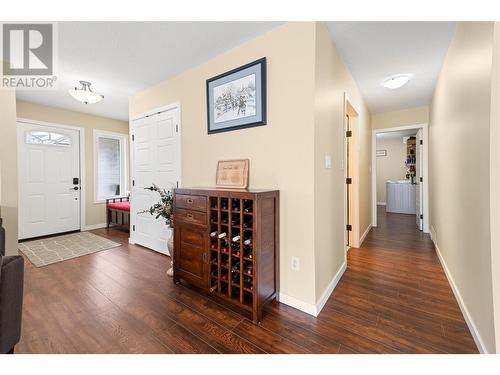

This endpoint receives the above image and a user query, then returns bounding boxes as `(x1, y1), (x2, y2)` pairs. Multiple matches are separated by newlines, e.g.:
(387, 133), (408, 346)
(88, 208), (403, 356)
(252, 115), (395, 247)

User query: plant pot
(166, 232), (174, 277)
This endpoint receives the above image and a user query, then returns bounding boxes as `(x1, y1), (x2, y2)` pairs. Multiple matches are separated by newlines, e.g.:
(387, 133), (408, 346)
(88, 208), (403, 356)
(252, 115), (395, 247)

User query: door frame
(371, 123), (429, 233)
(128, 101), (182, 246)
(16, 118), (86, 233)
(343, 93), (360, 250)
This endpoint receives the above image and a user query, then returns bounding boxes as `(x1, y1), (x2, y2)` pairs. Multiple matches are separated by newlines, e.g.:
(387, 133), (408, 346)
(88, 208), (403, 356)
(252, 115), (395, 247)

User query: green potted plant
(139, 184), (175, 276)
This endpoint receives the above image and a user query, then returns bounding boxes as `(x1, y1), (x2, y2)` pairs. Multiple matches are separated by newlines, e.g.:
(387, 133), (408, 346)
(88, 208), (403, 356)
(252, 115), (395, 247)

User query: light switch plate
(325, 155), (332, 169)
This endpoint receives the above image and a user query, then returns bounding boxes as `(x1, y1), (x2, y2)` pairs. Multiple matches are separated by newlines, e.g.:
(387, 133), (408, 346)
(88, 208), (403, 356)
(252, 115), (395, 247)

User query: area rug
(19, 232), (121, 267)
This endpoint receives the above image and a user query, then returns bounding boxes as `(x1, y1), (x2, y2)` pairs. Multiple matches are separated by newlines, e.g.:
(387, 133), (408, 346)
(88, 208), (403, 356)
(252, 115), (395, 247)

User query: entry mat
(19, 232), (121, 267)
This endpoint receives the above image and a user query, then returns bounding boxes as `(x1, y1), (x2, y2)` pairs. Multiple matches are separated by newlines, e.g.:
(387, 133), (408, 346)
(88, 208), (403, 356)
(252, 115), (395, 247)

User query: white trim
(432, 238), (486, 353)
(82, 223), (107, 231)
(377, 202), (386, 206)
(17, 118), (86, 231)
(93, 129), (129, 203)
(278, 293), (317, 316)
(371, 123), (430, 233)
(315, 261), (347, 315)
(279, 261), (347, 317)
(359, 224), (372, 247)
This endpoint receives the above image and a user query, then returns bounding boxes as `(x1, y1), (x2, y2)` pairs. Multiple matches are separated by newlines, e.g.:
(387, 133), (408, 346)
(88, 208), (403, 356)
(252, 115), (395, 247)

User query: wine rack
(173, 188), (279, 323)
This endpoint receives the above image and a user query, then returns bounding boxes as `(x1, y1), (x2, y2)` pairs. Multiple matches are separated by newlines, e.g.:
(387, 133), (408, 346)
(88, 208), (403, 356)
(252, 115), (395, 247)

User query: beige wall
(16, 101), (129, 227)
(313, 22), (371, 299)
(130, 22), (318, 305)
(375, 137), (407, 203)
(371, 105), (429, 130)
(0, 88), (18, 255)
(489, 22), (500, 353)
(429, 22), (495, 353)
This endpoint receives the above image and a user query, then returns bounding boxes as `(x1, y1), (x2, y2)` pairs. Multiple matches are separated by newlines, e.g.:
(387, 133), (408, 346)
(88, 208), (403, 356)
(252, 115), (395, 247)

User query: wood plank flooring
(16, 206), (478, 353)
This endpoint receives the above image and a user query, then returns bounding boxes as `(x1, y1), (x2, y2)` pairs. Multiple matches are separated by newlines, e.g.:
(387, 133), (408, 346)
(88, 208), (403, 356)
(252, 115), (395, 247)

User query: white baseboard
(315, 261), (347, 315)
(82, 223), (107, 231)
(433, 239), (487, 353)
(279, 261), (347, 317)
(279, 293), (317, 316)
(377, 202), (386, 206)
(359, 224), (372, 247)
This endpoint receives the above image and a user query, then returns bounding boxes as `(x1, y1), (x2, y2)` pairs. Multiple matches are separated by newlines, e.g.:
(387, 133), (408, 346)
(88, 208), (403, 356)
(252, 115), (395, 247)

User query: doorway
(345, 97), (359, 249)
(17, 120), (83, 239)
(371, 124), (429, 233)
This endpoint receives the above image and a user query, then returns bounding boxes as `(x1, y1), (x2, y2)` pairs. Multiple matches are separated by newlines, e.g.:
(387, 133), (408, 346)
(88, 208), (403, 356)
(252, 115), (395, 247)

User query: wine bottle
(210, 231), (217, 238)
(243, 218), (253, 229)
(210, 243), (217, 250)
(221, 273), (228, 281)
(243, 200), (253, 213)
(243, 237), (252, 246)
(210, 269), (217, 278)
(244, 264), (253, 276)
(232, 261), (240, 272)
(231, 217), (240, 226)
(243, 245), (253, 259)
(231, 273), (240, 285)
(244, 276), (253, 290)
(232, 234), (240, 242)
(232, 200), (240, 212)
(221, 200), (228, 210)
(218, 232), (227, 239)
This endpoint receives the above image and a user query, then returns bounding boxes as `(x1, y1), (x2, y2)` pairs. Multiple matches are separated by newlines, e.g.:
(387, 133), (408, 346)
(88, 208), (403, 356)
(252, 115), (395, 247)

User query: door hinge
(132, 180), (135, 186)
(420, 177), (423, 182)
(132, 134), (135, 141)
(420, 214), (423, 219)
(346, 224), (352, 231)
(132, 225), (136, 231)
(176, 124), (179, 133)
(346, 130), (352, 138)
(420, 139), (423, 145)
(346, 177), (352, 185)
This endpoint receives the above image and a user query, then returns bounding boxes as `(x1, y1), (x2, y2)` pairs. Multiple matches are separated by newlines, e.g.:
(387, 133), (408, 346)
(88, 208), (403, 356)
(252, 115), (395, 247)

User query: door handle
(202, 253), (206, 263)
(70, 187), (79, 190)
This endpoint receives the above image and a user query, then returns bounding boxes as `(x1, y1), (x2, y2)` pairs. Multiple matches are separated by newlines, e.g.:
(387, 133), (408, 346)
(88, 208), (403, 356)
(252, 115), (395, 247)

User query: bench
(106, 197), (130, 231)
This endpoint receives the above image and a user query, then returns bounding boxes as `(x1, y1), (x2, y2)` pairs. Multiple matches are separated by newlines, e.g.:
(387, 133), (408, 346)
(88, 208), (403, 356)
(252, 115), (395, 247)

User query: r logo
(2, 24), (53, 76)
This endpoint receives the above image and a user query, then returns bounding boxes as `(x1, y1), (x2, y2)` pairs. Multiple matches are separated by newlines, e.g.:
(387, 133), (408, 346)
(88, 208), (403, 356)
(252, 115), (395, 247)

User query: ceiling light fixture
(381, 74), (413, 90)
(68, 81), (104, 104)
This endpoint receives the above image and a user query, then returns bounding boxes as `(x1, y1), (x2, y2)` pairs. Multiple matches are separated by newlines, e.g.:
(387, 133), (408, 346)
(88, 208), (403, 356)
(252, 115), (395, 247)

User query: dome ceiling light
(381, 74), (413, 89)
(68, 81), (104, 104)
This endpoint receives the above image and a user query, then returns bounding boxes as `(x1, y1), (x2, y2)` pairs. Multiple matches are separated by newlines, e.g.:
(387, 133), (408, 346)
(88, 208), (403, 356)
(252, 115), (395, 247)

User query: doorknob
(70, 187), (79, 190)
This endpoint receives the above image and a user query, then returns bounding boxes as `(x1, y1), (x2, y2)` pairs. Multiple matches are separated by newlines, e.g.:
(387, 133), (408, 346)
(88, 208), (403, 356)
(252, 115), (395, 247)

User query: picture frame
(206, 58), (267, 134)
(376, 150), (387, 157)
(216, 159), (249, 189)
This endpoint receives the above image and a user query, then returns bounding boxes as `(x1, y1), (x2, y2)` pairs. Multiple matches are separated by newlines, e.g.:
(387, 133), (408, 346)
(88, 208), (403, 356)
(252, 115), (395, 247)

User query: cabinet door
(174, 223), (208, 289)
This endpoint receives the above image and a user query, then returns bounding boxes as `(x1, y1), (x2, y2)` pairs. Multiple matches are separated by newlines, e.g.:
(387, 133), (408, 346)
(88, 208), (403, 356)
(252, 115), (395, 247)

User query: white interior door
(415, 129), (423, 230)
(130, 105), (181, 255)
(18, 122), (81, 239)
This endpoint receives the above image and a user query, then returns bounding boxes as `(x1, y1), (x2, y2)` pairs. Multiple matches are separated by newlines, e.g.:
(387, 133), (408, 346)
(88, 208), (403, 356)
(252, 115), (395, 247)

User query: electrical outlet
(291, 257), (300, 271)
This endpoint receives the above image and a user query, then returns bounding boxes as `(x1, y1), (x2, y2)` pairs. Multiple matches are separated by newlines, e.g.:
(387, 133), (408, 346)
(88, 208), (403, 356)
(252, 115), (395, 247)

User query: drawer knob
(186, 198), (194, 204)
(187, 213), (194, 219)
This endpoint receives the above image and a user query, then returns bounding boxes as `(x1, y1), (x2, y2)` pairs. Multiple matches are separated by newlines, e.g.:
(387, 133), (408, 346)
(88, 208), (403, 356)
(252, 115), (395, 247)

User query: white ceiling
(16, 22), (283, 121)
(325, 22), (456, 114)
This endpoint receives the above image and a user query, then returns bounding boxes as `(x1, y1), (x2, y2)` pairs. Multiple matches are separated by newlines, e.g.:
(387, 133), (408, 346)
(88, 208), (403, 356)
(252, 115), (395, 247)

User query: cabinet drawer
(175, 194), (207, 212)
(175, 208), (207, 227)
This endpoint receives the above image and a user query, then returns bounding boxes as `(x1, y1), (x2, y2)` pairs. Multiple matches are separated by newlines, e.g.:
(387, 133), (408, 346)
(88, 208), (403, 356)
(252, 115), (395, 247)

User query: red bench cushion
(107, 201), (130, 211)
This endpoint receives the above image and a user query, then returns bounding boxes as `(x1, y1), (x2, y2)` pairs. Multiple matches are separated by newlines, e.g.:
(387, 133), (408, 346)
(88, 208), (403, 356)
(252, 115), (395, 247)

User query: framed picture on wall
(206, 58), (267, 134)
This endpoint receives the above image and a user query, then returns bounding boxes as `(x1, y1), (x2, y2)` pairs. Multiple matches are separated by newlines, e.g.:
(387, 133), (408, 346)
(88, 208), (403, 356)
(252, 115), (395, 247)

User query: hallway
(322, 206), (478, 353)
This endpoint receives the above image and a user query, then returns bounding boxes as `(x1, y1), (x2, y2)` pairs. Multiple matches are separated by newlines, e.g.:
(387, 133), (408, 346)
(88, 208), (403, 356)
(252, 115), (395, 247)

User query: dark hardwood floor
(16, 206), (478, 354)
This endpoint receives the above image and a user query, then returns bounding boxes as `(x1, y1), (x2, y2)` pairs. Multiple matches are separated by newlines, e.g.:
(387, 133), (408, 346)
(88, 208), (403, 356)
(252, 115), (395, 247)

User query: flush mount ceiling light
(68, 81), (104, 104)
(381, 74), (413, 90)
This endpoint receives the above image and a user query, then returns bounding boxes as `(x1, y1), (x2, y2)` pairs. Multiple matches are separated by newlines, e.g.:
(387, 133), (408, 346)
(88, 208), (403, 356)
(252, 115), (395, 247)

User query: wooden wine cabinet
(173, 188), (279, 323)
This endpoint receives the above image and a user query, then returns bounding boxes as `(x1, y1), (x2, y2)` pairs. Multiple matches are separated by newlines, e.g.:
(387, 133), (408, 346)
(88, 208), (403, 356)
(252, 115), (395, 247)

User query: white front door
(415, 129), (423, 230)
(130, 105), (181, 255)
(18, 122), (81, 239)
